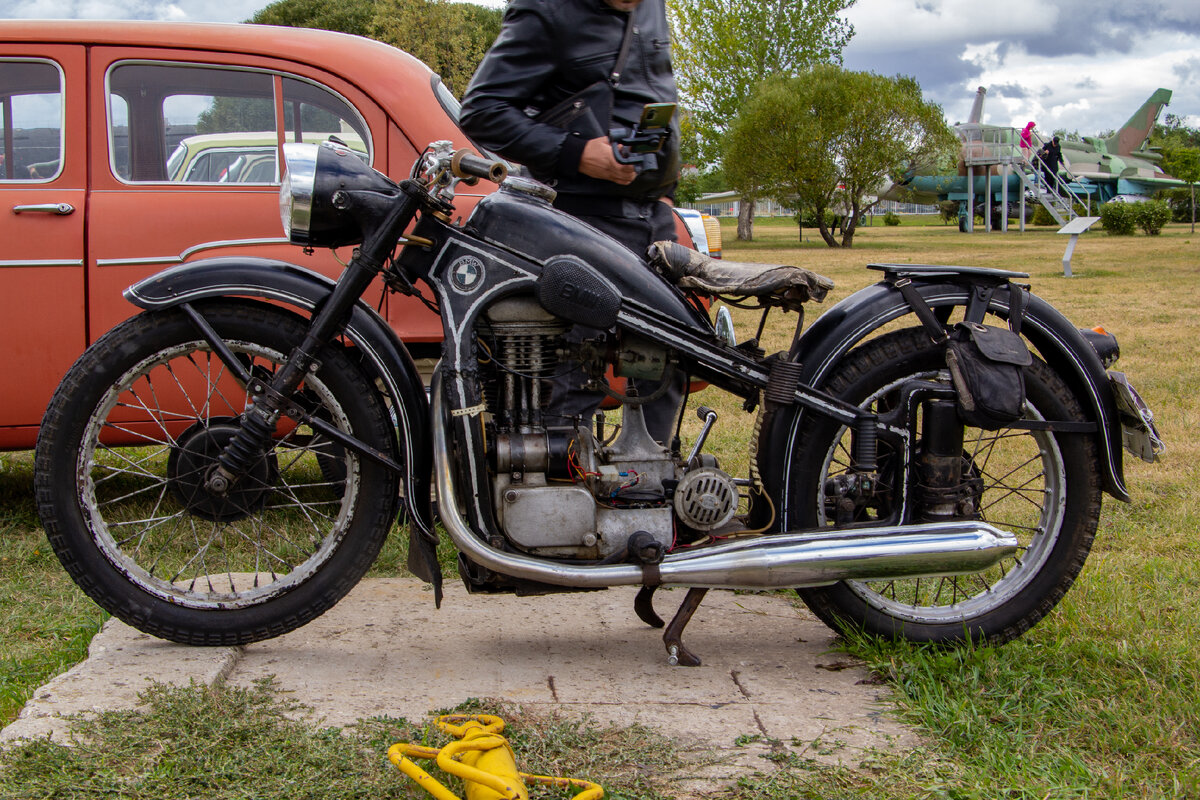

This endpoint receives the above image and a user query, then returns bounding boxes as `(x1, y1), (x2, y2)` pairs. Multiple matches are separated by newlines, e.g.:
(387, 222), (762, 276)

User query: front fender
(794, 278), (1128, 501)
(125, 256), (437, 539)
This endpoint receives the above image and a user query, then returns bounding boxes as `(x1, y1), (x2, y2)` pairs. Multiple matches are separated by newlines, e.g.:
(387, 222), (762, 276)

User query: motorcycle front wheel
(35, 300), (399, 645)
(780, 327), (1103, 644)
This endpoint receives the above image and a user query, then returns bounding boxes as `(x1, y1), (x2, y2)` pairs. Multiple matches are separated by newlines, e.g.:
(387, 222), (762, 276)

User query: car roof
(0, 20), (459, 149)
(174, 131), (367, 148)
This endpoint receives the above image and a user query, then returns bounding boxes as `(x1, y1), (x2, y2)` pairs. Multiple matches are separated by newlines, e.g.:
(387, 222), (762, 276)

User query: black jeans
(548, 199), (686, 443)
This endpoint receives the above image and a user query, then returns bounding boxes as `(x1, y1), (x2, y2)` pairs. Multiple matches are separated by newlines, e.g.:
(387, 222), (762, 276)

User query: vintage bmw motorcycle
(35, 140), (1162, 665)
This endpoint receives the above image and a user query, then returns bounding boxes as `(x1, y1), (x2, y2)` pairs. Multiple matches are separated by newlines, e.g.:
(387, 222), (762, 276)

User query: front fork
(202, 259), (379, 495)
(203, 187), (424, 496)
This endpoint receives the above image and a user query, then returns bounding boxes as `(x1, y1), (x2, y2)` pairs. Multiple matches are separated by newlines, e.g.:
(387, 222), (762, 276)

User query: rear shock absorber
(916, 398), (966, 521)
(852, 414), (878, 473)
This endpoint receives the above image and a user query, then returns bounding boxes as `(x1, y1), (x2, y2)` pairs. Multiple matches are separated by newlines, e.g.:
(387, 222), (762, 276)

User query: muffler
(432, 382), (1018, 590)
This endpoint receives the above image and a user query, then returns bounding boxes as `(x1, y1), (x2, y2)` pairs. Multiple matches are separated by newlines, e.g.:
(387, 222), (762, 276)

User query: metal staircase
(1011, 158), (1086, 225)
(958, 125), (1091, 230)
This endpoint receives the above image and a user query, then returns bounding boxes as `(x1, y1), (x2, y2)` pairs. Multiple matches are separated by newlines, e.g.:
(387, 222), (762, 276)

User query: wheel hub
(167, 420), (279, 522)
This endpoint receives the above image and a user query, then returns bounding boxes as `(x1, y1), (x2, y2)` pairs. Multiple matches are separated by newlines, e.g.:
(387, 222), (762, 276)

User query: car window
(107, 62), (371, 184)
(229, 153), (277, 183)
(281, 77), (369, 158)
(110, 92), (133, 179)
(0, 59), (64, 182)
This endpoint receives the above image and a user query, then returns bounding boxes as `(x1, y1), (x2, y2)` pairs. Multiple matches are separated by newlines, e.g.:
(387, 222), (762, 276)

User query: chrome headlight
(280, 143), (317, 244)
(279, 140), (400, 249)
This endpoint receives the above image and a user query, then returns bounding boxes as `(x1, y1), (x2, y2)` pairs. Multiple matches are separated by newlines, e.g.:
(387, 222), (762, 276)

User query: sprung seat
(647, 241), (834, 310)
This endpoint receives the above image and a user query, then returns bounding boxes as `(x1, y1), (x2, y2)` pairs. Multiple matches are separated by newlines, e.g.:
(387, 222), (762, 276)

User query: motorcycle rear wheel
(35, 300), (399, 645)
(783, 327), (1102, 644)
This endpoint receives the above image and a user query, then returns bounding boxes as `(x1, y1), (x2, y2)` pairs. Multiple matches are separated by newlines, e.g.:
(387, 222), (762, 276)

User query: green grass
(0, 452), (105, 726)
(697, 220), (1200, 798)
(3, 220), (1199, 797)
(0, 680), (682, 799)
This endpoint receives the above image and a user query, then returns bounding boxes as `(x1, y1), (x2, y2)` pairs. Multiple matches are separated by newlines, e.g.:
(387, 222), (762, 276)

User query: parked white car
(674, 208), (712, 257)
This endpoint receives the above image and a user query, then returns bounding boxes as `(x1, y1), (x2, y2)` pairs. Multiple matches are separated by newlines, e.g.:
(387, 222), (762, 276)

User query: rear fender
(125, 256), (437, 542)
(792, 278), (1128, 501)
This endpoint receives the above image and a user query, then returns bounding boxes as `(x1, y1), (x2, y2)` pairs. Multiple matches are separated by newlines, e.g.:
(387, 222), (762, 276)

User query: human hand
(579, 137), (637, 185)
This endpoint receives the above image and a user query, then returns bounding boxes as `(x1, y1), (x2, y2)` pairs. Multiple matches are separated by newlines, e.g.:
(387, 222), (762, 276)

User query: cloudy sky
(843, 0), (1200, 135)
(3, 0), (1196, 137)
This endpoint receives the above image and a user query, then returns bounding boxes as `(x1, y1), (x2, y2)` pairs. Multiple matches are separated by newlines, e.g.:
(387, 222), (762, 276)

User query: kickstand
(663, 587), (708, 667)
(634, 586), (665, 628)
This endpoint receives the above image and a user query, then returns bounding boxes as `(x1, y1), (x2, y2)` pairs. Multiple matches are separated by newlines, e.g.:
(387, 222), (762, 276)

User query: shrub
(1162, 188), (1192, 222)
(1032, 204), (1058, 226)
(1099, 201), (1136, 235)
(883, 211), (901, 226)
(1133, 199), (1172, 235)
(938, 200), (959, 225)
(795, 208), (835, 229)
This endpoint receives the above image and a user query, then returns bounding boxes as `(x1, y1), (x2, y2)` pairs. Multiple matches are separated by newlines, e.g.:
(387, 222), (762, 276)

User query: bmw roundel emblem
(450, 256), (485, 292)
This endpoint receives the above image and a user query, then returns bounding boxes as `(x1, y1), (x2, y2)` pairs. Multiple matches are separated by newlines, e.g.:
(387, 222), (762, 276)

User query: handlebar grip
(451, 149), (508, 184)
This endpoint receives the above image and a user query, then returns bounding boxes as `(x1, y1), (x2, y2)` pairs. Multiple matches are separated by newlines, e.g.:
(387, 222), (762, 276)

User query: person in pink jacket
(1019, 121), (1036, 162)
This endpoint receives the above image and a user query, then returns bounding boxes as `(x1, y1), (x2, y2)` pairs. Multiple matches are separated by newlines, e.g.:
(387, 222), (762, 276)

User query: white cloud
(0, 0), (265, 22)
(846, 0), (1054, 52)
(966, 32), (1197, 133)
(841, 0), (1199, 137)
(5, 0), (1195, 136)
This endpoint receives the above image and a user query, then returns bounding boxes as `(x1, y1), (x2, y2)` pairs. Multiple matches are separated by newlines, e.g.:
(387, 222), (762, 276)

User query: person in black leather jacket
(460, 0), (678, 210)
(460, 0), (684, 443)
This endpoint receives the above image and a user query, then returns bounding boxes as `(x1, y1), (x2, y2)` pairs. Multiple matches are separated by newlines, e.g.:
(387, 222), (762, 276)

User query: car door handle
(12, 203), (75, 215)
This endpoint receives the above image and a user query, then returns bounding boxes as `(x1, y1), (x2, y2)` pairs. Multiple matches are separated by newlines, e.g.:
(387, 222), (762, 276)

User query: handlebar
(450, 149), (508, 185)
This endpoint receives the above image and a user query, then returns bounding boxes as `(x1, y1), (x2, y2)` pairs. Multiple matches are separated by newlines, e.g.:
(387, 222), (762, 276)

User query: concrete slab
(1, 627), (239, 743)
(3, 577), (915, 787)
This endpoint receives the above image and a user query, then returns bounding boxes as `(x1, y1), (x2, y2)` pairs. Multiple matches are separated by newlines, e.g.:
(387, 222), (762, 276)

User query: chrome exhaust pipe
(432, 382), (1018, 590)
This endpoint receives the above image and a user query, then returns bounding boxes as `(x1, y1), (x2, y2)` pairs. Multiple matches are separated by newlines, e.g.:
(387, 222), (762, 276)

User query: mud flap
(407, 526), (444, 606)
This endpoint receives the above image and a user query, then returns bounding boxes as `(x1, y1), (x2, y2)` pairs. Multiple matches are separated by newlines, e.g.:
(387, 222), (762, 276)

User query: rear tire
(779, 327), (1102, 644)
(35, 300), (399, 645)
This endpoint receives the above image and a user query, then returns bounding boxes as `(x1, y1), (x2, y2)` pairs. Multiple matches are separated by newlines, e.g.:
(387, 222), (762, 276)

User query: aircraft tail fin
(968, 86), (986, 124)
(1105, 89), (1172, 155)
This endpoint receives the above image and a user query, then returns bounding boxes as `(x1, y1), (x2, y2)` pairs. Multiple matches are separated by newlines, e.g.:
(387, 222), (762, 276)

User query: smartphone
(638, 102), (676, 130)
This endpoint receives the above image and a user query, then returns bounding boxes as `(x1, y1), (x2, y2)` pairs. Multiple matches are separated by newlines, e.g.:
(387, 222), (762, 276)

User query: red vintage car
(0, 20), (697, 450)
(0, 22), (473, 449)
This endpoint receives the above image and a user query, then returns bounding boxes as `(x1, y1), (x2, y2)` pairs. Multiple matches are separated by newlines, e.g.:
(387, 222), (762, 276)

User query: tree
(668, 0), (855, 240)
(196, 97), (275, 135)
(672, 111), (705, 204)
(1153, 114), (1200, 150)
(725, 67), (956, 248)
(725, 75), (836, 242)
(250, 0), (377, 37)
(371, 0), (502, 97)
(250, 0), (501, 98)
(1163, 147), (1200, 233)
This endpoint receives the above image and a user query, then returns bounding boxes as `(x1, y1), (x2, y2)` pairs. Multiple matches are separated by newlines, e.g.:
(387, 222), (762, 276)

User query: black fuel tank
(465, 183), (703, 329)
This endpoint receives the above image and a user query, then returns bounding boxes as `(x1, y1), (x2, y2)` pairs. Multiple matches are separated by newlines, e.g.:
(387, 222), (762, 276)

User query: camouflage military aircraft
(881, 87), (1182, 221)
(1059, 88), (1182, 202)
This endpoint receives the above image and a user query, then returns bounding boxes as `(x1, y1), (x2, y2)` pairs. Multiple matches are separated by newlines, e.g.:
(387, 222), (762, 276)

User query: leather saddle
(647, 241), (834, 311)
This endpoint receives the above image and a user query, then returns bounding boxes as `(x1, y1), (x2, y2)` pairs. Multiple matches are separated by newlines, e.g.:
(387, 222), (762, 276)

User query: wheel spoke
(797, 329), (1093, 637)
(75, 331), (365, 609)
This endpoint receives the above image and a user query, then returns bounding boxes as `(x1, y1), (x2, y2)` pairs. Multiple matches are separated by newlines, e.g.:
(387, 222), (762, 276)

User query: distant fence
(684, 192), (939, 218)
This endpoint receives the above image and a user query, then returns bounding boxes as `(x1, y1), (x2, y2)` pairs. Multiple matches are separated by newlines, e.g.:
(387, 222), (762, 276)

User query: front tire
(779, 327), (1102, 644)
(35, 300), (399, 645)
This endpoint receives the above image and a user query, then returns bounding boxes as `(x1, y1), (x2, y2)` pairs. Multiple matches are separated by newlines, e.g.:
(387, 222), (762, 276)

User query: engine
(477, 297), (738, 560)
